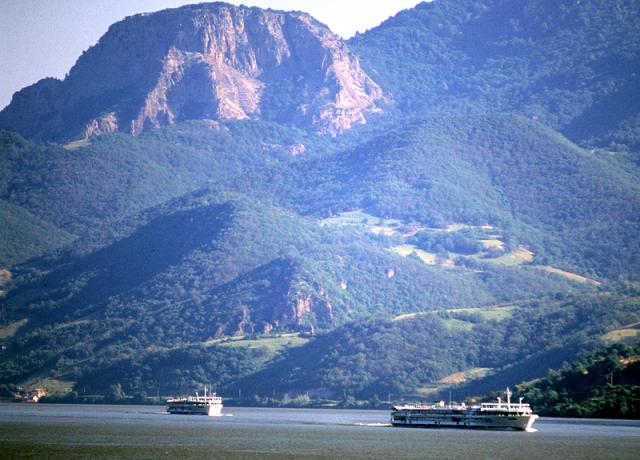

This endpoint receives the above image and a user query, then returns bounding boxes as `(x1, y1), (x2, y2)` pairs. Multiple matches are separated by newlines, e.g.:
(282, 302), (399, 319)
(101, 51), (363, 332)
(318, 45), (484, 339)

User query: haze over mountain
(0, 0), (639, 406)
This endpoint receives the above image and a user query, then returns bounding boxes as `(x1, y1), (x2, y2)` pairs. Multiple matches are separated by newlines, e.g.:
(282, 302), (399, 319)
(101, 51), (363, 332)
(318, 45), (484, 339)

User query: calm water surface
(1, 403), (639, 459)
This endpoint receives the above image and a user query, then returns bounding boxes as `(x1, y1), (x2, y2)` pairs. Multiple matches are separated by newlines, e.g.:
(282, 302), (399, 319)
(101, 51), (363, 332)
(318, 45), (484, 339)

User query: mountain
(216, 113), (640, 280)
(350, 0), (640, 155)
(1, 1), (639, 406)
(514, 343), (640, 418)
(0, 3), (384, 141)
(226, 292), (640, 403)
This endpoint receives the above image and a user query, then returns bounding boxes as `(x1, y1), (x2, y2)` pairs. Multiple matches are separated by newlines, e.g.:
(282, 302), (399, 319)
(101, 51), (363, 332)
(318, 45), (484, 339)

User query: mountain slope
(350, 0), (640, 153)
(0, 200), (73, 265)
(515, 343), (640, 418)
(0, 2), (384, 141)
(1, 0), (639, 405)
(219, 113), (640, 280)
(226, 292), (640, 402)
(0, 121), (311, 242)
(1, 188), (584, 388)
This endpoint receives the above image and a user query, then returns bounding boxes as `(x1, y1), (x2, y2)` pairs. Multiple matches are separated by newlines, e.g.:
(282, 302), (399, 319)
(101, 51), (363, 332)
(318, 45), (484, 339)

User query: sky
(0, 0), (423, 109)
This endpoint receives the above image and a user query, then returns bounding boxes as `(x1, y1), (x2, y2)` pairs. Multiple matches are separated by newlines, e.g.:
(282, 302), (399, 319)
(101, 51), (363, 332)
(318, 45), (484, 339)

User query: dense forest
(514, 344), (640, 419)
(0, 0), (639, 409)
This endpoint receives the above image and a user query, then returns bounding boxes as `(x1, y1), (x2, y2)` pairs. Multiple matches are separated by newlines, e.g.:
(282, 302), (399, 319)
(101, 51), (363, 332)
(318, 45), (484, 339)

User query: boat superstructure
(391, 387), (538, 431)
(166, 387), (223, 416)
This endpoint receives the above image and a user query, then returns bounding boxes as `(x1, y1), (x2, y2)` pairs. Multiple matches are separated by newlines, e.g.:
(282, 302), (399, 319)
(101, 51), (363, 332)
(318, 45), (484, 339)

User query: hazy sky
(0, 0), (422, 109)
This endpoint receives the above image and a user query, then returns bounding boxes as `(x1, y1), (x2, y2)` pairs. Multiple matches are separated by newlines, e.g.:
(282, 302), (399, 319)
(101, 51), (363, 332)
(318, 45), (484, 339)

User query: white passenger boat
(166, 387), (223, 416)
(391, 387), (538, 431)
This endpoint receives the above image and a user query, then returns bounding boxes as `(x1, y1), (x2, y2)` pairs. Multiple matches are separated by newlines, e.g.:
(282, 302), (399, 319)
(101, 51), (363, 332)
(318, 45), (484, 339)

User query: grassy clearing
(324, 212), (550, 276)
(441, 318), (473, 332)
(63, 138), (91, 151)
(450, 306), (516, 321)
(433, 223), (495, 233)
(390, 244), (454, 266)
(413, 386), (442, 397)
(319, 210), (400, 227)
(392, 312), (422, 322)
(393, 305), (516, 323)
(482, 245), (534, 266)
(443, 223), (471, 232)
(319, 210), (421, 238)
(532, 265), (600, 285)
(601, 323), (640, 345)
(480, 238), (504, 250)
(211, 333), (310, 354)
(438, 367), (492, 385)
(0, 318), (28, 339)
(414, 367), (493, 397)
(368, 225), (397, 236)
(55, 319), (90, 330)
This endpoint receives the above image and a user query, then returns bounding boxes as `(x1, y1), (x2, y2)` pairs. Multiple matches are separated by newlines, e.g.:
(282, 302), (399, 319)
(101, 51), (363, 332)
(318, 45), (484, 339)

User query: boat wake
(353, 422), (392, 427)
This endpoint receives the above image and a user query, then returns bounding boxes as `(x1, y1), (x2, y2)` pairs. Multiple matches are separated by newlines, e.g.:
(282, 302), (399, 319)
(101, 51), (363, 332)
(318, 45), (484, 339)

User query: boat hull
(166, 403), (222, 416)
(391, 413), (538, 431)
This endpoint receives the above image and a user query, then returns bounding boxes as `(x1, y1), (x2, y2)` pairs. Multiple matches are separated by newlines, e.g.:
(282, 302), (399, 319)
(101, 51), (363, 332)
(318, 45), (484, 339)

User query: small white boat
(166, 387), (223, 416)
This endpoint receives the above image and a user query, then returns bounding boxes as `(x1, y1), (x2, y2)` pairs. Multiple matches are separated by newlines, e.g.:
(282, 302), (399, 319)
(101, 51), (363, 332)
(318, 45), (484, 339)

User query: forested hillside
(0, 1), (639, 407)
(351, 0), (640, 154)
(513, 344), (640, 419)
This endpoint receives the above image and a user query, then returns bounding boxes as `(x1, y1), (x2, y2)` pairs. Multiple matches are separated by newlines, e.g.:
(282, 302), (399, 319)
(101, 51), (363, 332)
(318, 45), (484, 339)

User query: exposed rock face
(84, 112), (119, 139)
(0, 2), (385, 140)
(0, 269), (12, 296)
(288, 143), (306, 156)
(271, 282), (334, 331)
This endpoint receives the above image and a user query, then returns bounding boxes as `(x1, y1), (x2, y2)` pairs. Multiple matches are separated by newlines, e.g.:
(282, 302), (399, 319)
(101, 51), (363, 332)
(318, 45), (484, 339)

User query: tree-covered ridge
(0, 200), (74, 265)
(22, 290), (636, 405)
(1, 0), (640, 409)
(0, 122), (308, 239)
(1, 188), (584, 388)
(350, 0), (640, 154)
(1, 110), (639, 403)
(514, 344), (640, 419)
(224, 292), (640, 403)
(221, 114), (640, 280)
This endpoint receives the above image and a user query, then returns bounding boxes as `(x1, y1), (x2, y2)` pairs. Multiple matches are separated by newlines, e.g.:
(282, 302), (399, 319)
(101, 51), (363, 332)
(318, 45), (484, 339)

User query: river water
(1, 403), (639, 459)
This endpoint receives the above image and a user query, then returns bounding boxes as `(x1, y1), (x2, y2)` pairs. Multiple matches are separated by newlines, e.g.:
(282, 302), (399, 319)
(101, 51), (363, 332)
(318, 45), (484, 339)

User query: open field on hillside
(0, 318), (28, 339)
(389, 244), (454, 266)
(533, 265), (601, 285)
(413, 367), (493, 398)
(393, 305), (518, 323)
(602, 323), (640, 345)
(207, 333), (310, 354)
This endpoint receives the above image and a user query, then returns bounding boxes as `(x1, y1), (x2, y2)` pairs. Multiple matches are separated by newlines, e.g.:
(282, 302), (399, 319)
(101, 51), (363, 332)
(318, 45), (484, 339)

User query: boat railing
(393, 403), (470, 411)
(167, 395), (222, 404)
(480, 402), (531, 411)
(185, 395), (222, 403)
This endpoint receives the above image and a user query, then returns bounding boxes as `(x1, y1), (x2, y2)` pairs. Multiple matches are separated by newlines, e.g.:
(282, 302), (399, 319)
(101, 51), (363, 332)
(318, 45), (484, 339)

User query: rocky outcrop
(84, 112), (119, 139)
(0, 269), (12, 296)
(0, 2), (385, 140)
(271, 282), (334, 331)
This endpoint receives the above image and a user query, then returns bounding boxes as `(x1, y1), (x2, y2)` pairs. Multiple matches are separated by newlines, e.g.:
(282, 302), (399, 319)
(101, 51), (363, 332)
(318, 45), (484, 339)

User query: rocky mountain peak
(0, 2), (385, 140)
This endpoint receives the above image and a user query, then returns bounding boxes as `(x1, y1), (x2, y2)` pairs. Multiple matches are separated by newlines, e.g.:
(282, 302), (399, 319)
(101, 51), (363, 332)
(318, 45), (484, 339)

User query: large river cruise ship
(391, 387), (538, 431)
(166, 387), (223, 416)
